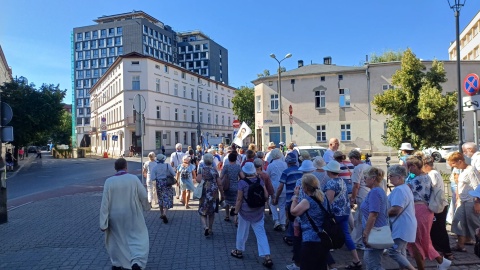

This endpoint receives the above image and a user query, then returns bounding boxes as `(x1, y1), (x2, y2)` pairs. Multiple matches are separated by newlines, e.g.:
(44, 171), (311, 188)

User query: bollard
(103, 152), (108, 158)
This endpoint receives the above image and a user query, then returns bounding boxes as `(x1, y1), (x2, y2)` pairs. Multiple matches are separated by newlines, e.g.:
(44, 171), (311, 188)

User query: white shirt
(170, 151), (185, 170)
(388, 184), (417, 243)
(458, 166), (480, 202)
(352, 163), (371, 199)
(471, 152), (480, 171)
(428, 169), (445, 193)
(323, 149), (334, 163)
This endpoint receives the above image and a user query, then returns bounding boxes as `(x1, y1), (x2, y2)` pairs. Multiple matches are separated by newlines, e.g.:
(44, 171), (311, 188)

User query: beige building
(0, 45), (12, 85)
(89, 52), (236, 156)
(253, 58), (480, 154)
(448, 11), (480, 60)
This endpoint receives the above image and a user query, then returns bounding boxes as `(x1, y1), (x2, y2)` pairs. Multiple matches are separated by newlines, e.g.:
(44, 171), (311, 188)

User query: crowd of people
(99, 139), (480, 270)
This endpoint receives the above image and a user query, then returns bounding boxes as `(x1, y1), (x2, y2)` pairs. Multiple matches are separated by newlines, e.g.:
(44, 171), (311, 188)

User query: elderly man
(323, 138), (339, 163)
(264, 142), (277, 163)
(170, 143), (185, 171)
(348, 149), (371, 249)
(463, 142), (480, 170)
(267, 149), (288, 231)
(448, 152), (480, 252)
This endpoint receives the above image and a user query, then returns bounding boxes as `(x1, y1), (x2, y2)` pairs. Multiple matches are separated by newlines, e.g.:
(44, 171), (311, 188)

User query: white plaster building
(89, 52), (236, 156)
(253, 58), (480, 154)
(0, 45), (12, 85)
(448, 11), (480, 60)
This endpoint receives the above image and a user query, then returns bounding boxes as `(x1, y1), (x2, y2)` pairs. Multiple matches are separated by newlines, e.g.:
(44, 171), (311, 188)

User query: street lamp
(448, 0), (466, 153)
(197, 83), (206, 149)
(270, 53), (292, 143)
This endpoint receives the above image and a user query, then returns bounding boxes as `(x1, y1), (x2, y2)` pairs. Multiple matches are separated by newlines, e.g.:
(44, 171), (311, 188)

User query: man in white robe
(100, 158), (150, 270)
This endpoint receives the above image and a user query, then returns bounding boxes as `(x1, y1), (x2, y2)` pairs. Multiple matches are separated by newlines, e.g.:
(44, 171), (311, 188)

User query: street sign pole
(133, 94), (146, 184)
(463, 74), (480, 146)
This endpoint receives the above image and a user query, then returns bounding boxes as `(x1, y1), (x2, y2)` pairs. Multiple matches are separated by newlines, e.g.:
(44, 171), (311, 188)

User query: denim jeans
(364, 248), (384, 270)
(388, 238), (414, 269)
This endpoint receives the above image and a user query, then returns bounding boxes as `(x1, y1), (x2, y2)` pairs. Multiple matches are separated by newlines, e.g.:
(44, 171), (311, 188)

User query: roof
(94, 10), (160, 24)
(252, 64), (365, 85)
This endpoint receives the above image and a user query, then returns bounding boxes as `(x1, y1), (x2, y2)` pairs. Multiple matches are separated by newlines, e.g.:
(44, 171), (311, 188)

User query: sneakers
(355, 244), (365, 250)
(273, 221), (281, 231)
(437, 257), (451, 270)
(286, 263), (300, 270)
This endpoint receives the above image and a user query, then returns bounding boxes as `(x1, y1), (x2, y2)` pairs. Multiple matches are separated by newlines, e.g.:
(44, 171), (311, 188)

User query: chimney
(323, 56), (332, 65)
(298, 60), (304, 68)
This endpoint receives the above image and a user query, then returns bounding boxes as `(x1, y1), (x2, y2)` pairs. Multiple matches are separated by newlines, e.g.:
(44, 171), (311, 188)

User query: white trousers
(269, 195), (286, 225)
(146, 179), (158, 204)
(351, 197), (364, 245)
(236, 214), (271, 257)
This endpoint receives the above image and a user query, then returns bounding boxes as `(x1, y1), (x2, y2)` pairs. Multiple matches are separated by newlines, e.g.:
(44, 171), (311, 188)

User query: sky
(1, 0), (480, 104)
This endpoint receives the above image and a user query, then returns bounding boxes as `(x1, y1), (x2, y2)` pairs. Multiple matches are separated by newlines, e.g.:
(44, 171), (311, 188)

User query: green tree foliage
(50, 110), (72, 145)
(0, 81), (66, 147)
(257, 69), (271, 78)
(232, 86), (255, 127)
(369, 49), (404, 63)
(372, 49), (458, 149)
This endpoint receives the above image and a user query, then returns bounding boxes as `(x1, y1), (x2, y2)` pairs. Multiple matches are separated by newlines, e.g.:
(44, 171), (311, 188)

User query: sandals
(283, 236), (293, 246)
(345, 261), (362, 269)
(443, 252), (454, 260)
(230, 249), (243, 259)
(224, 217), (230, 222)
(262, 258), (273, 268)
(452, 246), (467, 252)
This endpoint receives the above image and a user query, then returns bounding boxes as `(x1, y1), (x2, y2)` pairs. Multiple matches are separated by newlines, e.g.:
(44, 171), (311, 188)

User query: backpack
(180, 166), (190, 180)
(308, 197), (345, 249)
(428, 184), (447, 214)
(243, 177), (266, 208)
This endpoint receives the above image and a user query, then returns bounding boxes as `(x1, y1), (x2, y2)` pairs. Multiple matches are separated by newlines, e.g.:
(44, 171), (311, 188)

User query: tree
(232, 86), (255, 127)
(0, 80), (67, 148)
(257, 69), (270, 78)
(50, 110), (72, 145)
(372, 49), (457, 149)
(368, 49), (404, 64)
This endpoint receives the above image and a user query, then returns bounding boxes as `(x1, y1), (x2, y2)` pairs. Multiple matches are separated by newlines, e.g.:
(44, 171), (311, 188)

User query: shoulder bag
(367, 193), (394, 249)
(165, 163), (177, 186)
(307, 197), (345, 249)
(193, 180), (204, 200)
(221, 165), (230, 191)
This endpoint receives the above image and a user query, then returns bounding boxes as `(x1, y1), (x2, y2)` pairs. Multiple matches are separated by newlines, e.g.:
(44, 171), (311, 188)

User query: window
(199, 112), (203, 123)
(339, 89), (351, 107)
(156, 106), (161, 119)
(174, 108), (179, 120)
(221, 115), (225, 125)
(268, 81), (273, 86)
(215, 95), (218, 105)
(341, 124), (351, 141)
(228, 98), (231, 108)
(207, 93), (211, 103)
(208, 113), (211, 124)
(108, 28), (114, 36)
(92, 30), (98, 39)
(101, 29), (106, 37)
(117, 27), (122, 34)
(183, 86), (186, 98)
(183, 109), (187, 121)
(338, 75), (343, 80)
(164, 65), (169, 73)
(199, 91), (203, 101)
(315, 90), (326, 108)
(382, 84), (394, 91)
(77, 33), (82, 41)
(321, 76), (325, 81)
(316, 125), (326, 142)
(215, 115), (218, 125)
(156, 79), (160, 92)
(191, 111), (195, 123)
(132, 76), (140, 90)
(181, 72), (186, 79)
(174, 84), (178, 96)
(221, 97), (224, 106)
(270, 94), (279, 111)
(191, 88), (194, 99)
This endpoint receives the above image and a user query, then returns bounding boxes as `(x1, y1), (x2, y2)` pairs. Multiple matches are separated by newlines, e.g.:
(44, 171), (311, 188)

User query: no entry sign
(463, 73), (480, 96)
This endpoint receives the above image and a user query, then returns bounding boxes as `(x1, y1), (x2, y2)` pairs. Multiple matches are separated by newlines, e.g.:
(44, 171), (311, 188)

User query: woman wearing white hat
(399, 142), (414, 167)
(323, 161), (362, 269)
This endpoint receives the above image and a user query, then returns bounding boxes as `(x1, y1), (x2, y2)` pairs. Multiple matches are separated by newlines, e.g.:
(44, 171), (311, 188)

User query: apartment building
(448, 11), (480, 60)
(0, 45), (12, 85)
(253, 58), (480, 154)
(73, 11), (228, 147)
(89, 52), (235, 156)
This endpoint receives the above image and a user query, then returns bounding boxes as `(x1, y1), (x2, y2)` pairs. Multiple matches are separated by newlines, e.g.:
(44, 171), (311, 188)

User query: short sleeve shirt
(324, 178), (350, 216)
(406, 174), (432, 202)
(458, 166), (480, 202)
(360, 187), (388, 229)
(280, 166), (303, 202)
(351, 163), (371, 199)
(388, 184), (417, 242)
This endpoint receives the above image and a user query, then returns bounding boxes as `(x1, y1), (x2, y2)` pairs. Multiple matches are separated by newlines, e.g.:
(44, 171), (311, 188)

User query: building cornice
(0, 45), (13, 81)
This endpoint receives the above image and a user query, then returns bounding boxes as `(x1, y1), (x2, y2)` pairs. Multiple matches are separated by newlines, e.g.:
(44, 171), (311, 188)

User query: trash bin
(77, 148), (86, 158)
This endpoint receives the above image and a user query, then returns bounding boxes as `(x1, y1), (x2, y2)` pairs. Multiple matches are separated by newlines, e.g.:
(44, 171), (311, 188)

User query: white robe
(100, 173), (150, 269)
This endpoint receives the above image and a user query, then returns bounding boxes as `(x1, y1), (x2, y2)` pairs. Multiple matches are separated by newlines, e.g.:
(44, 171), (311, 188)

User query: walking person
(230, 162), (273, 268)
(99, 158), (150, 270)
(267, 149), (288, 231)
(405, 156), (451, 270)
(153, 154), (176, 224)
(142, 152), (158, 207)
(18, 147), (24, 160)
(171, 143), (185, 200)
(176, 155), (196, 209)
(196, 153), (225, 237)
(386, 165), (417, 270)
(5, 149), (15, 171)
(36, 147), (42, 159)
(220, 151), (241, 223)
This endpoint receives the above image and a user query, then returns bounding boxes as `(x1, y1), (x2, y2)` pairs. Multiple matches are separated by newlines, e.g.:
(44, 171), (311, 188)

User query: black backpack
(306, 197), (345, 249)
(243, 177), (265, 208)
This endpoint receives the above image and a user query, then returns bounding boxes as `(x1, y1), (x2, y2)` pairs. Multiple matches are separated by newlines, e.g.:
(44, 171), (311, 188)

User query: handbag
(221, 167), (230, 191)
(428, 184), (447, 213)
(165, 164), (177, 186)
(193, 180), (204, 200)
(368, 226), (394, 249)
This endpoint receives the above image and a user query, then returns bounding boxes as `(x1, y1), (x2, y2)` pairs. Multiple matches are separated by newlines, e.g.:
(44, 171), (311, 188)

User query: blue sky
(1, 0), (479, 104)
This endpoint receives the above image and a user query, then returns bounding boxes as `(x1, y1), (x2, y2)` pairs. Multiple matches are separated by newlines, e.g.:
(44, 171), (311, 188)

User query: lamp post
(448, 0), (466, 153)
(197, 83), (206, 149)
(270, 53), (292, 143)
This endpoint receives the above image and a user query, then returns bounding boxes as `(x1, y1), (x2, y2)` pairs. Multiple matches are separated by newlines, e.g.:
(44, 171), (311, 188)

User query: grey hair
(348, 150), (361, 160)
(148, 152), (156, 158)
(256, 151), (265, 159)
(253, 158), (264, 168)
(203, 153), (214, 166)
(463, 142), (478, 151)
(313, 156), (326, 169)
(175, 143), (182, 150)
(388, 164), (407, 178)
(269, 148), (283, 160)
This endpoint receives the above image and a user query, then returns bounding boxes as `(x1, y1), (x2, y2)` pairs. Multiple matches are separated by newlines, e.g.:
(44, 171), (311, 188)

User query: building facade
(89, 53), (235, 156)
(0, 45), (12, 85)
(253, 58), (480, 154)
(73, 11), (228, 147)
(448, 11), (480, 60)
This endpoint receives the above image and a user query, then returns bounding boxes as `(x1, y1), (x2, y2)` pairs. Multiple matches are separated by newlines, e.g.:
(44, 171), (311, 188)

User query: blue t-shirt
(360, 187), (388, 229)
(299, 196), (327, 242)
(324, 177), (350, 216)
(280, 166), (303, 202)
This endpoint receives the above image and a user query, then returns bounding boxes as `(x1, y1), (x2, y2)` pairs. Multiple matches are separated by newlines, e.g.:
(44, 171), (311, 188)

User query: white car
(422, 145), (459, 162)
(295, 146), (327, 160)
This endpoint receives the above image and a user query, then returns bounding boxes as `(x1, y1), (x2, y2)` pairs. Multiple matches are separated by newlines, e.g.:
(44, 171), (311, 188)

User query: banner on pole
(232, 122), (252, 147)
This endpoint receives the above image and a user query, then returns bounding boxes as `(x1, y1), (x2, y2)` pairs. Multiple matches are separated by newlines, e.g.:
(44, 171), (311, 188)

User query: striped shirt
(280, 165), (303, 202)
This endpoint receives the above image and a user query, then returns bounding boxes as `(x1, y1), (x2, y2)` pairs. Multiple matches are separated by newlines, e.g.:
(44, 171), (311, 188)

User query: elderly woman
(153, 154), (176, 224)
(312, 156), (328, 191)
(323, 160), (362, 269)
(405, 156), (451, 270)
(422, 156), (452, 259)
(387, 165), (416, 270)
(143, 152), (158, 207)
(220, 151), (241, 223)
(177, 155), (196, 209)
(266, 148), (288, 231)
(360, 167), (388, 270)
(399, 142), (414, 167)
(290, 174), (329, 270)
(196, 153), (225, 236)
(231, 162), (273, 268)
(448, 152), (480, 252)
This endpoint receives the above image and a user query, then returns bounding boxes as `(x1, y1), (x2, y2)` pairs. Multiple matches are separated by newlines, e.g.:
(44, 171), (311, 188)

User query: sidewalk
(1, 188), (480, 269)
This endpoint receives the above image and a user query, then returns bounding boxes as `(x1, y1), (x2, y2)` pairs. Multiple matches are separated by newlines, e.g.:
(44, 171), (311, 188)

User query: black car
(27, 146), (38, 153)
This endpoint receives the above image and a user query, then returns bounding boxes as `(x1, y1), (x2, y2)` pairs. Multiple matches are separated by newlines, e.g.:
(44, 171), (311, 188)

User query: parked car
(422, 145), (459, 162)
(27, 146), (38, 153)
(295, 146), (327, 160)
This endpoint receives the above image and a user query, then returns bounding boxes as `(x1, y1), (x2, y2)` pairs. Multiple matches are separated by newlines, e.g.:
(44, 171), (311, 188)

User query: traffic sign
(289, 105), (293, 115)
(463, 95), (480, 111)
(100, 123), (107, 131)
(289, 115), (293, 124)
(1, 102), (13, 126)
(463, 73), (480, 96)
(233, 119), (240, 128)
